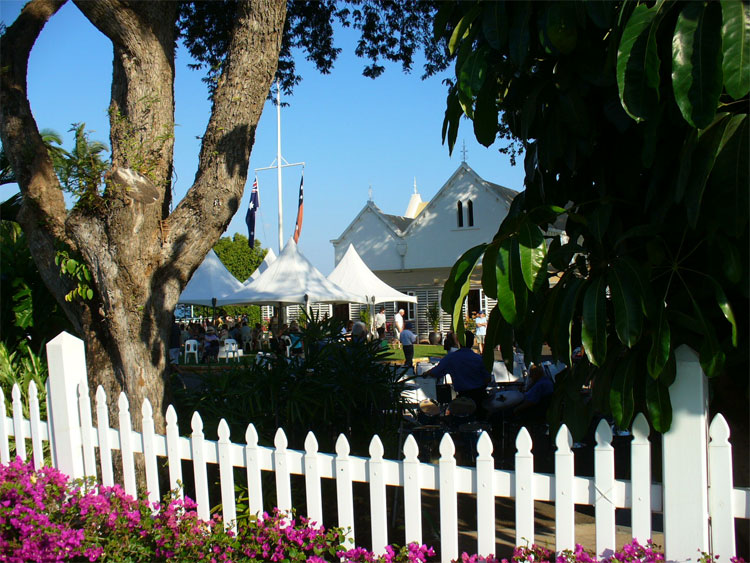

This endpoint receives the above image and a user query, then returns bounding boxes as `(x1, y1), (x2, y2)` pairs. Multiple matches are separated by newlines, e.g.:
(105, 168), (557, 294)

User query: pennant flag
(293, 173), (304, 243)
(245, 177), (260, 247)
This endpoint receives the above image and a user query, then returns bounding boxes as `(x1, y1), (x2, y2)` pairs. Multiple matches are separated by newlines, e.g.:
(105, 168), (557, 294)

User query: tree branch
(168, 0), (286, 275)
(0, 0), (69, 241)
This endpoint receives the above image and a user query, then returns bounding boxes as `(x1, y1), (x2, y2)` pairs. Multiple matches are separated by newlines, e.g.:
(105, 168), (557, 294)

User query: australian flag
(293, 173), (304, 244)
(245, 177), (259, 247)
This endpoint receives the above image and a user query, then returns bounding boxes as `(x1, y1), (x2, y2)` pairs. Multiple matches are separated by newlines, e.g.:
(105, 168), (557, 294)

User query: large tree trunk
(1, 0), (287, 434)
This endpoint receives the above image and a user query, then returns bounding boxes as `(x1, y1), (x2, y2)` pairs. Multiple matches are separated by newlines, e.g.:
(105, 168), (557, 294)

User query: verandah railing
(1, 332), (748, 562)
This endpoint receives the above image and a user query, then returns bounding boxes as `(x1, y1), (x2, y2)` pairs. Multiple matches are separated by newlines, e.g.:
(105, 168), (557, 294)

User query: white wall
(404, 171), (510, 269)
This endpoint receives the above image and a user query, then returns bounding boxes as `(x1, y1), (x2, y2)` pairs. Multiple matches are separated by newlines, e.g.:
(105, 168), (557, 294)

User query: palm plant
(426, 302), (441, 332)
(55, 123), (109, 206)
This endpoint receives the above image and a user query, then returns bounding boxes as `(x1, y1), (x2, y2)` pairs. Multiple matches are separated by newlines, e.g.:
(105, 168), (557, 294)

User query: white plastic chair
(184, 339), (199, 364)
(223, 338), (240, 362)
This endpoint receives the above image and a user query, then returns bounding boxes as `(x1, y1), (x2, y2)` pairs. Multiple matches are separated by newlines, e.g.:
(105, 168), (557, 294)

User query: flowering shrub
(0, 458), (434, 563)
(452, 541), (746, 563)
(1, 459), (745, 563)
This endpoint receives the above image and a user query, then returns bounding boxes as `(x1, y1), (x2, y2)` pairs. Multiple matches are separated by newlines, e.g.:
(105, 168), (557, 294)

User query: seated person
(287, 320), (304, 356)
(351, 319), (368, 342)
(203, 326), (220, 362)
(240, 321), (253, 349)
(443, 331), (459, 353)
(512, 364), (554, 418)
(251, 322), (263, 351)
(424, 332), (491, 415)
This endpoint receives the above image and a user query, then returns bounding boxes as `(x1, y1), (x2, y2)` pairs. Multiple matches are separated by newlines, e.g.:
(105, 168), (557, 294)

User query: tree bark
(1, 0), (287, 434)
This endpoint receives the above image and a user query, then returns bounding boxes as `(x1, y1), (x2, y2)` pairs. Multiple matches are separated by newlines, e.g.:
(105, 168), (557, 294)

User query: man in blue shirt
(424, 332), (491, 415)
(513, 364), (554, 416)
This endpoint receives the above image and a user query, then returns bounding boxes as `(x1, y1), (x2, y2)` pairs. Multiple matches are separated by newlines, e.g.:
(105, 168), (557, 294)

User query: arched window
(457, 201), (464, 227)
(467, 200), (474, 227)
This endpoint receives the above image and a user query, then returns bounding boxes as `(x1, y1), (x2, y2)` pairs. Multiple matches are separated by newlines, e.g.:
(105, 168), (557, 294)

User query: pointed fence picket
(555, 425), (574, 551)
(594, 420), (616, 555)
(514, 428), (533, 545)
(630, 414), (651, 542)
(11, 385), (25, 461)
(28, 381), (44, 469)
(3, 334), (750, 561)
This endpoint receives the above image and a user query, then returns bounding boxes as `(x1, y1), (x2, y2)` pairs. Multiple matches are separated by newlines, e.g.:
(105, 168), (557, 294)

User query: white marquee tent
(219, 238), (365, 306)
(243, 248), (276, 285)
(178, 250), (245, 306)
(327, 244), (417, 305)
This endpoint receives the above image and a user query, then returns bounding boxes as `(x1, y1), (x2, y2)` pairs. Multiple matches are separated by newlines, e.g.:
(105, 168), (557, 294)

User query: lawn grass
(380, 344), (447, 362)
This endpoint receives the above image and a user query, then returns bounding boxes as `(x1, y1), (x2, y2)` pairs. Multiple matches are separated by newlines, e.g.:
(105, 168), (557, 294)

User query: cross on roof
(461, 140), (468, 162)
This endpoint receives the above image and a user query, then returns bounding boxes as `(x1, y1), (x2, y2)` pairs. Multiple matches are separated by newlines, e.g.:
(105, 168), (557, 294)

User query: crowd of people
(168, 315), (274, 364)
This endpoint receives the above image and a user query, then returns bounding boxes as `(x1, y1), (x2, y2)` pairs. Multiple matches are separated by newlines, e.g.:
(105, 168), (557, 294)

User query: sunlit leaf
(495, 238), (517, 325)
(459, 50), (486, 99)
(617, 4), (659, 121)
(705, 274), (738, 347)
(449, 4), (481, 55)
(582, 275), (608, 366)
(672, 1), (724, 129)
(442, 243), (487, 337)
(720, 0), (750, 99)
(518, 220), (547, 291)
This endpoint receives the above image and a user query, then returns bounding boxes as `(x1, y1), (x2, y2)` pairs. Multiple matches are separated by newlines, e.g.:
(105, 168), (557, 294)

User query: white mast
(276, 82), (283, 252)
(254, 80), (305, 255)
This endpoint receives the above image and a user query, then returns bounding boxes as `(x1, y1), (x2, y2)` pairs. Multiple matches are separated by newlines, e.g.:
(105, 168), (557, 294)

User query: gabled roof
(381, 213), (413, 232)
(403, 162), (517, 235)
(331, 162), (519, 246)
(331, 200), (407, 245)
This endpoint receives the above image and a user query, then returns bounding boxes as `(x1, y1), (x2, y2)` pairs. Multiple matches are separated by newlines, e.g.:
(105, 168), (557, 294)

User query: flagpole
(276, 80), (283, 254)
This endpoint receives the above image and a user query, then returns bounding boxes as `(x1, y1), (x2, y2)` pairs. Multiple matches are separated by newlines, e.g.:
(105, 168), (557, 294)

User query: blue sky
(0, 1), (524, 274)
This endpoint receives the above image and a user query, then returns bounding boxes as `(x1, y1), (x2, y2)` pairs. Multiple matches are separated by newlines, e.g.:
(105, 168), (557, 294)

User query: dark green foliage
(177, 1), (450, 97)
(174, 315), (406, 457)
(211, 233), (267, 324)
(437, 0), (748, 432)
(0, 222), (72, 353)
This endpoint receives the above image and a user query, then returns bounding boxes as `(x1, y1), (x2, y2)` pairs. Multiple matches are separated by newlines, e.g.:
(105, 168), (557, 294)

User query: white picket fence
(1, 332), (748, 562)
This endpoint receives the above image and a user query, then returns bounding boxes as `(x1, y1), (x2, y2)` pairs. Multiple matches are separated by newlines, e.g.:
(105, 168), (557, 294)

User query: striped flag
(293, 173), (304, 243)
(245, 177), (259, 247)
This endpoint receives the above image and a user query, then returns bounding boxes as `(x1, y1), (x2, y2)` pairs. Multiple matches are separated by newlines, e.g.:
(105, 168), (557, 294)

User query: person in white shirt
(374, 307), (386, 332)
(394, 309), (405, 345)
(475, 310), (487, 354)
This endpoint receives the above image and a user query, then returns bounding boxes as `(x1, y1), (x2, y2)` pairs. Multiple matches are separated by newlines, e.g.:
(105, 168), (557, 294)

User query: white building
(330, 162), (519, 341)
